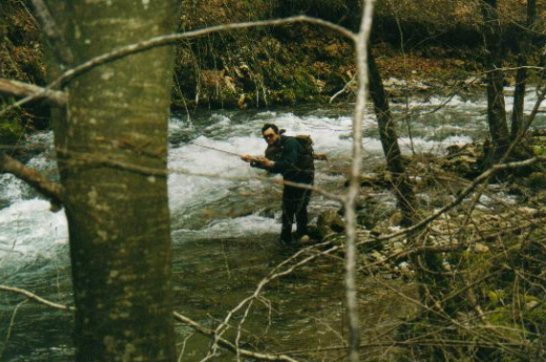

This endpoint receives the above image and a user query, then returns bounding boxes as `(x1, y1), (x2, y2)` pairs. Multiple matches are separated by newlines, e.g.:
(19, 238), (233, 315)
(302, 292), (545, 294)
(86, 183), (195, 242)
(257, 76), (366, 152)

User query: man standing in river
(241, 123), (314, 244)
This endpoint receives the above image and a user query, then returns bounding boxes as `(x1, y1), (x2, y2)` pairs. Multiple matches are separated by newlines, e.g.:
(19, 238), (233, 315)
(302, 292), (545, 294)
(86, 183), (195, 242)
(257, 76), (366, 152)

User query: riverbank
(308, 133), (546, 360)
(2, 0), (543, 145)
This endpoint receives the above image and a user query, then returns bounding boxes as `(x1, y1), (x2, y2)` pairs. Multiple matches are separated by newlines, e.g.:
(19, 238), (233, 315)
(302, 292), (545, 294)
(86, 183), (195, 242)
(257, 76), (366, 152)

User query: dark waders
(280, 185), (312, 243)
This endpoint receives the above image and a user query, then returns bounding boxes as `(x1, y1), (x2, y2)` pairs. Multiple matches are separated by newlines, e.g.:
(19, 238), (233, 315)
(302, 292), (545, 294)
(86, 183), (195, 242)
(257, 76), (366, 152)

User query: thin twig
(173, 312), (300, 362)
(54, 148), (345, 202)
(0, 285), (72, 311)
(0, 299), (27, 360)
(329, 73), (357, 103)
(206, 240), (338, 359)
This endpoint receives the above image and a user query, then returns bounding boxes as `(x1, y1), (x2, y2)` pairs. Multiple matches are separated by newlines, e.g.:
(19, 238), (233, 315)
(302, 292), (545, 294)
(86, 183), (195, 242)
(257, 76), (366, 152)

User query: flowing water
(0, 89), (544, 361)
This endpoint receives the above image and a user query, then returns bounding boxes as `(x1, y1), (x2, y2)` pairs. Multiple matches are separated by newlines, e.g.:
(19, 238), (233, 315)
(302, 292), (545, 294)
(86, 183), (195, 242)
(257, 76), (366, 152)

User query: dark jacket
(267, 136), (314, 184)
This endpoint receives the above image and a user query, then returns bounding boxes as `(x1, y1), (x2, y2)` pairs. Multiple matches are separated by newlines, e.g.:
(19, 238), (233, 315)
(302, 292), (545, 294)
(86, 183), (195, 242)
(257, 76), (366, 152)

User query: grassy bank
(0, 0), (47, 146)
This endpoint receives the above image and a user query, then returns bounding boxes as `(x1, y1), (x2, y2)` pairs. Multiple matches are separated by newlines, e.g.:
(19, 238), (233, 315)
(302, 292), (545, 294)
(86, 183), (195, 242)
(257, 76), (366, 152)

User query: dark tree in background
(367, 46), (417, 226)
(481, 0), (510, 164)
(511, 0), (537, 141)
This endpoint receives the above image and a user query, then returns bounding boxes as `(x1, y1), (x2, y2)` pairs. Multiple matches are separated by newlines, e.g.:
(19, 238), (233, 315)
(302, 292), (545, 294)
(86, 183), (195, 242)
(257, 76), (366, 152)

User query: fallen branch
(0, 78), (67, 106)
(206, 239), (338, 360)
(0, 285), (72, 311)
(0, 285), (300, 362)
(173, 312), (299, 362)
(0, 152), (63, 210)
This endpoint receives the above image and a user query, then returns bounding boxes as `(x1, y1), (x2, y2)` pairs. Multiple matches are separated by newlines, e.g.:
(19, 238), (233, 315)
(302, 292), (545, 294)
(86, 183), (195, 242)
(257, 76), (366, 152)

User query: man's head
(261, 123), (281, 145)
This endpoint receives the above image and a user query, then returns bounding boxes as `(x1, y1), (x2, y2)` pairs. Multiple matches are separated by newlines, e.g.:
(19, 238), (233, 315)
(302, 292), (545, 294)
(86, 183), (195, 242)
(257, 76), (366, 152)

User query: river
(0, 89), (544, 361)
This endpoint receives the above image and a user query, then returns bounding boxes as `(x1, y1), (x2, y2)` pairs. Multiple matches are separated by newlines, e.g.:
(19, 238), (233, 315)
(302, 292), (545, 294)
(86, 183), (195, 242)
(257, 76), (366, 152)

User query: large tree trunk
(511, 0), (537, 141)
(46, 1), (178, 360)
(481, 0), (510, 164)
(367, 47), (417, 226)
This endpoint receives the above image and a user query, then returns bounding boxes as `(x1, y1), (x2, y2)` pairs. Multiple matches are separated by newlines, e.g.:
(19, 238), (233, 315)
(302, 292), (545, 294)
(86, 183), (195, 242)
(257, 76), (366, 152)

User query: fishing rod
(193, 143), (241, 157)
(194, 141), (328, 161)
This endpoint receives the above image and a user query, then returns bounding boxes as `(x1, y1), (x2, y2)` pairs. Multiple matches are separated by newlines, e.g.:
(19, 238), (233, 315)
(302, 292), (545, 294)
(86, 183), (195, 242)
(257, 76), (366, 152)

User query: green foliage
(531, 145), (546, 156)
(0, 118), (24, 145)
(400, 225), (545, 361)
(292, 66), (319, 98)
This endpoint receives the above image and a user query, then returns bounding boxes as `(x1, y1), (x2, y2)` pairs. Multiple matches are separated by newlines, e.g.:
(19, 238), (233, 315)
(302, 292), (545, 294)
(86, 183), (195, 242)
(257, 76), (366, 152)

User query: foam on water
(168, 134), (264, 211)
(0, 174), (25, 205)
(0, 199), (67, 265)
(504, 88), (545, 114)
(2, 92), (542, 267)
(398, 135), (473, 153)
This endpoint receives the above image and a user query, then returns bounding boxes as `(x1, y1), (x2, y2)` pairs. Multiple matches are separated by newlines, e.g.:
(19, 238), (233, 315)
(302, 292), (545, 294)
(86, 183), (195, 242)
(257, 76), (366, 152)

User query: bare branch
(0, 152), (63, 210)
(29, 0), (73, 64)
(0, 285), (72, 311)
(371, 276), (529, 358)
(172, 312), (300, 362)
(282, 179), (344, 203)
(0, 78), (67, 106)
(0, 284), (299, 362)
(206, 240), (338, 360)
(344, 1), (376, 361)
(329, 73), (357, 103)
(523, 84), (546, 133)
(57, 15), (354, 87)
(0, 299), (27, 360)
(485, 66), (546, 73)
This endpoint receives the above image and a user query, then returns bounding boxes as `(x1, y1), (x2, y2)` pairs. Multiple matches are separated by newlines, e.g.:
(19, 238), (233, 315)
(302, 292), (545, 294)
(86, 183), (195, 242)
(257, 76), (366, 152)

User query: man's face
(262, 128), (280, 145)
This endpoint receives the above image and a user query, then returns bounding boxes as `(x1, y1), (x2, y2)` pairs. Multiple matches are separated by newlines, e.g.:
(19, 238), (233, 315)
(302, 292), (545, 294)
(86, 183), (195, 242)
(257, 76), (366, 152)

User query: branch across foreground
(0, 285), (299, 362)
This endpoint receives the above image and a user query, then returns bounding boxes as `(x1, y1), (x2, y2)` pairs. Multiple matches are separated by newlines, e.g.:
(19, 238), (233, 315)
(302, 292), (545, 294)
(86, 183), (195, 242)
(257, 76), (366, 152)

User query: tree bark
(511, 0), (537, 141)
(367, 47), (416, 226)
(481, 0), (510, 164)
(45, 1), (179, 361)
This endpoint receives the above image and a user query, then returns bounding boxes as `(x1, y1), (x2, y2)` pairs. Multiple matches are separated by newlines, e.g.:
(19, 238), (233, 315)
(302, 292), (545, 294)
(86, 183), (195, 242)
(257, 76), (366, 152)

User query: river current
(0, 89), (544, 360)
